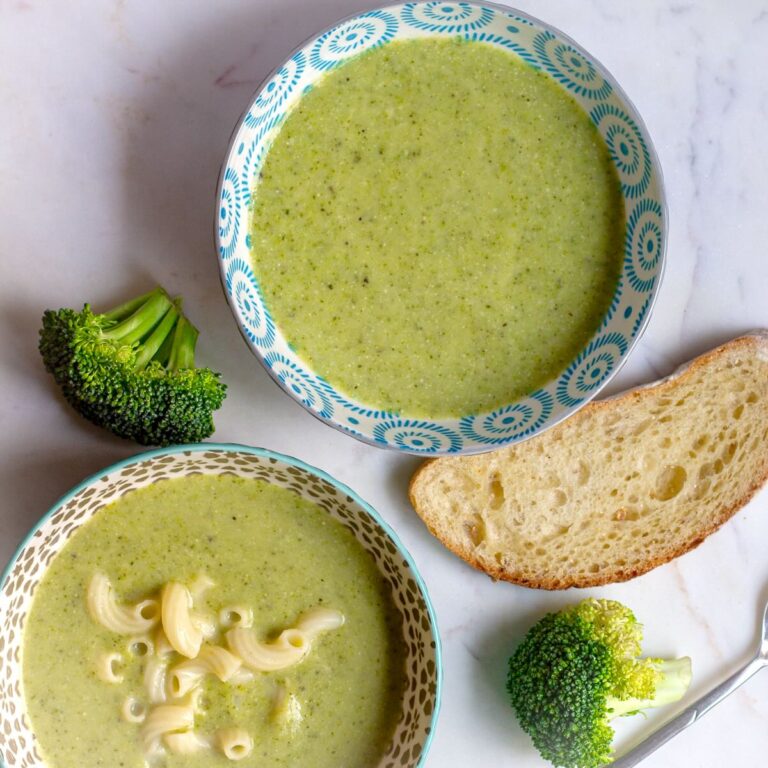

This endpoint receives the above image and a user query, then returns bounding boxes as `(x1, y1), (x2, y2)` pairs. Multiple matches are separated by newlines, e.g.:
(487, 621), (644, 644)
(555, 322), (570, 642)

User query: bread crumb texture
(409, 333), (768, 589)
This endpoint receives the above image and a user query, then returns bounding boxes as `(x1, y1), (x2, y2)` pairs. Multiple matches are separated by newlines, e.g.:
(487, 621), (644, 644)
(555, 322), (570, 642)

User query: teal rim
(0, 442), (442, 768)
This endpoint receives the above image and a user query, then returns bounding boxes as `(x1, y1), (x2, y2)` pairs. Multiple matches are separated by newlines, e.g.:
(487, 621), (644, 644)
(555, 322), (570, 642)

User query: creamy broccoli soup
(22, 475), (406, 768)
(249, 38), (624, 417)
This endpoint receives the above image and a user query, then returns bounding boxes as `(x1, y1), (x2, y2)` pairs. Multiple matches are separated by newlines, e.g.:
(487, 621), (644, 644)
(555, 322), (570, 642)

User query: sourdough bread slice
(409, 332), (768, 589)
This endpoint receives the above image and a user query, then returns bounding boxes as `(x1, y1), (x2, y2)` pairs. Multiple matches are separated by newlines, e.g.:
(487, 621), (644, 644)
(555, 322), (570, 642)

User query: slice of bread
(409, 332), (768, 589)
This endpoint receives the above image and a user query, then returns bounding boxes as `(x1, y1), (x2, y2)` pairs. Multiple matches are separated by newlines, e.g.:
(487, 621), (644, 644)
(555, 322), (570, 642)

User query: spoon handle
(609, 657), (766, 767)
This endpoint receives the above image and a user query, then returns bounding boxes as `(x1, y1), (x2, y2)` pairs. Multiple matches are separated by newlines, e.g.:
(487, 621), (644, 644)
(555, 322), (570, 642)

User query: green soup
(22, 475), (406, 768)
(249, 38), (624, 417)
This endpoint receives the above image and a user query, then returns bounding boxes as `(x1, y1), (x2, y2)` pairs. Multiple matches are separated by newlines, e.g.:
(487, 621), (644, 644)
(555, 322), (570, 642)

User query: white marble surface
(1, 1), (767, 766)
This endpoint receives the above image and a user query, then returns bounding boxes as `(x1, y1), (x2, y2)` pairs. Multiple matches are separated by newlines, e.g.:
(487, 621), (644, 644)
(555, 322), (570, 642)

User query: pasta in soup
(22, 475), (407, 768)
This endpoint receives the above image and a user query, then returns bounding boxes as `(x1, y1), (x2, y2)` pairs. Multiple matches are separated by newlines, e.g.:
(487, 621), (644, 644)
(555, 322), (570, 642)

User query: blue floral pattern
(532, 31), (612, 100)
(263, 352), (334, 418)
(217, 167), (241, 260)
(590, 103), (651, 199)
(245, 52), (305, 129)
(310, 11), (398, 71)
(402, 2), (493, 33)
(460, 390), (554, 444)
(217, 3), (665, 455)
(373, 420), (462, 453)
(557, 332), (629, 407)
(225, 259), (276, 348)
(625, 198), (663, 292)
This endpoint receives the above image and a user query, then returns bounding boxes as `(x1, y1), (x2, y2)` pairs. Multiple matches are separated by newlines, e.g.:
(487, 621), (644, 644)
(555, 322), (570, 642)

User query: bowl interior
(0, 445), (440, 768)
(217, 1), (665, 454)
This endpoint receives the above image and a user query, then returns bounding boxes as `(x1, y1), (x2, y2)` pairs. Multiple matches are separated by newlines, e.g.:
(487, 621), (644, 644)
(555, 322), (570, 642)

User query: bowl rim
(0, 442), (443, 768)
(214, 1), (668, 455)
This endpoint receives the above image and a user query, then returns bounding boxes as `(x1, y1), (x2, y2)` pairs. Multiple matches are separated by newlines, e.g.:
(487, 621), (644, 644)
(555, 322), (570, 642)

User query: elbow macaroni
(86, 573), (159, 635)
(226, 607), (345, 672)
(141, 704), (195, 755)
(121, 696), (147, 724)
(96, 652), (124, 684)
(164, 730), (210, 754)
(226, 627), (311, 672)
(296, 607), (345, 637)
(161, 582), (203, 659)
(86, 574), (339, 760)
(143, 655), (169, 705)
(195, 645), (243, 681)
(167, 645), (243, 698)
(216, 727), (254, 761)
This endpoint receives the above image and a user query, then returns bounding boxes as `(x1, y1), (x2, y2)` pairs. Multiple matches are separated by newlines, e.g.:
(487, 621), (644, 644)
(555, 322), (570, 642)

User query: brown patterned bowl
(0, 444), (441, 768)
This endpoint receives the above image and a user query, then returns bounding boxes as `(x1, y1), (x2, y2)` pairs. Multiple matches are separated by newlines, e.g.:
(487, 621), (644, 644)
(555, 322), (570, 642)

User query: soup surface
(23, 475), (406, 768)
(249, 37), (624, 417)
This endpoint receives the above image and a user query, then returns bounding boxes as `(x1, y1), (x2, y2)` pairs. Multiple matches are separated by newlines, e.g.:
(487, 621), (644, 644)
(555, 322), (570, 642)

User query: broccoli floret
(507, 598), (691, 768)
(39, 287), (226, 446)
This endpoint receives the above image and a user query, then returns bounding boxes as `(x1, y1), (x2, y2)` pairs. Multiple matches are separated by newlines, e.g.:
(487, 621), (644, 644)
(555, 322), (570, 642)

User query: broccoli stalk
(507, 598), (692, 768)
(39, 286), (226, 446)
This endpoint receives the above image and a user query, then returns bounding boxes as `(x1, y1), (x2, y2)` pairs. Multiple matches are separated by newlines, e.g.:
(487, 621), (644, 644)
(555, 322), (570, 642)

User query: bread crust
(408, 332), (768, 589)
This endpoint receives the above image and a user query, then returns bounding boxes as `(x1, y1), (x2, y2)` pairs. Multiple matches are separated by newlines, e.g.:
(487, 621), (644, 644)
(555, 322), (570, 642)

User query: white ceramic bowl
(216, 2), (666, 455)
(0, 444), (441, 768)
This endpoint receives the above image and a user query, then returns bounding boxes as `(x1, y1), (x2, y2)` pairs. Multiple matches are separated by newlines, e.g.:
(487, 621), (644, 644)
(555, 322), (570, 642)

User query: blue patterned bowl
(215, 1), (666, 455)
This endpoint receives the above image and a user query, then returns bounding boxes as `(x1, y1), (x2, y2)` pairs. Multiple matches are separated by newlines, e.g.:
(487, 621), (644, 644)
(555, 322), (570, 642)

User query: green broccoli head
(507, 598), (691, 768)
(39, 287), (226, 446)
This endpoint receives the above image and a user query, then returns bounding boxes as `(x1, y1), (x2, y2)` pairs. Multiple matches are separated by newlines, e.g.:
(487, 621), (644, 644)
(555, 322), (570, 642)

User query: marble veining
(0, 1), (766, 767)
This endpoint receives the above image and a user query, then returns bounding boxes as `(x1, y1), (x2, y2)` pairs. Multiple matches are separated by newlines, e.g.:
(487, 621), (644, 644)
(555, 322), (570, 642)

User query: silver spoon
(609, 597), (768, 767)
